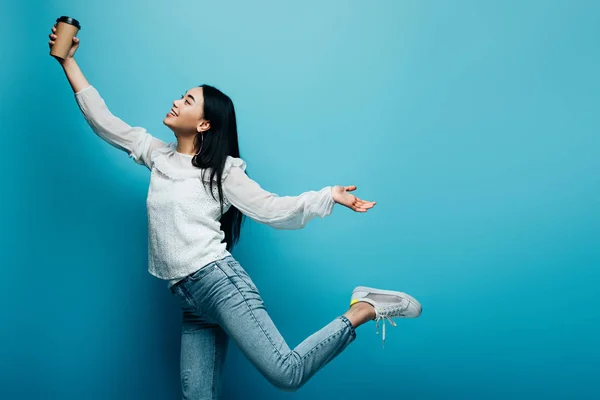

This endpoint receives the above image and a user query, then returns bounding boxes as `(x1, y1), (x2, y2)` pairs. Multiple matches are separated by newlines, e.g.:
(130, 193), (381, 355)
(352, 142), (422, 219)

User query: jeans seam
(227, 261), (258, 291)
(300, 316), (355, 361)
(338, 315), (357, 339)
(214, 263), (283, 358)
(300, 326), (345, 361)
(212, 330), (218, 398)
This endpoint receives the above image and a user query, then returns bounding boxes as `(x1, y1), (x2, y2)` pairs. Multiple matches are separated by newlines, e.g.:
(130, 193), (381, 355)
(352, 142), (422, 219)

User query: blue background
(2, 0), (599, 399)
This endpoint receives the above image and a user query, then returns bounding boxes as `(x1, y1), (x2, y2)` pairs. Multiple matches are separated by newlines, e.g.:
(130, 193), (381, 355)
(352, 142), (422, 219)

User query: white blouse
(74, 86), (336, 288)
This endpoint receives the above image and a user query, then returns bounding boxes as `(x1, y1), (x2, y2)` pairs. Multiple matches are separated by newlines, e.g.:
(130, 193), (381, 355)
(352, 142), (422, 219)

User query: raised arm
(54, 32), (168, 169)
(222, 165), (336, 230)
(60, 57), (90, 94)
(73, 82), (169, 169)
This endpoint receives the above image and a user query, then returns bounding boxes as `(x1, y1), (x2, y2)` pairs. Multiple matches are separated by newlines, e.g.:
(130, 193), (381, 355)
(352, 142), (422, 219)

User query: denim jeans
(169, 255), (357, 399)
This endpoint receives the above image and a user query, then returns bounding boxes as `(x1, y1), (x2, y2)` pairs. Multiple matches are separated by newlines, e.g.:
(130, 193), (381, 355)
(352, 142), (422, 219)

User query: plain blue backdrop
(2, 0), (598, 399)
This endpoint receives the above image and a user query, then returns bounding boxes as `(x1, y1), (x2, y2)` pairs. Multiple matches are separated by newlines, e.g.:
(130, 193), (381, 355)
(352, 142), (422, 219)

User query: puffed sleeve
(74, 85), (169, 169)
(222, 158), (336, 229)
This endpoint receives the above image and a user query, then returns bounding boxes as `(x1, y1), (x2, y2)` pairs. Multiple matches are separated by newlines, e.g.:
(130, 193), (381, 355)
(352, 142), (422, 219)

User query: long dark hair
(191, 84), (245, 251)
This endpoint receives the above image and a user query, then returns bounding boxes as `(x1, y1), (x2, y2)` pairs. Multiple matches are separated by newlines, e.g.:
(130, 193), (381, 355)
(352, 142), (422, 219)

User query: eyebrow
(184, 93), (196, 103)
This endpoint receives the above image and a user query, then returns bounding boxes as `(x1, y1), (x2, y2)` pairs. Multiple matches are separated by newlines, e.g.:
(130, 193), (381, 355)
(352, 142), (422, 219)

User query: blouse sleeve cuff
(319, 186), (336, 217)
(74, 85), (94, 96)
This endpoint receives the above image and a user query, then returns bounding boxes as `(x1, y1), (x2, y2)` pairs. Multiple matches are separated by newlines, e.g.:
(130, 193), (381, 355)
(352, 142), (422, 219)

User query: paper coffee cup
(50, 16), (81, 60)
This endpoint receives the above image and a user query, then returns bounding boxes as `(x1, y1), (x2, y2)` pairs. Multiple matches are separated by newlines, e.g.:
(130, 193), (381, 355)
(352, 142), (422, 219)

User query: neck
(175, 135), (197, 156)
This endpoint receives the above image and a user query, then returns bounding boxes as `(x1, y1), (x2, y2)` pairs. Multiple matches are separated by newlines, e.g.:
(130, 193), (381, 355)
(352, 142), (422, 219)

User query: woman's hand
(48, 23), (80, 64)
(331, 185), (376, 212)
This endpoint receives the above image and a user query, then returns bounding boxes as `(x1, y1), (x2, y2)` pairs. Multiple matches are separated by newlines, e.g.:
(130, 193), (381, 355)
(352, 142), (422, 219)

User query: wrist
(59, 57), (76, 68)
(330, 186), (340, 204)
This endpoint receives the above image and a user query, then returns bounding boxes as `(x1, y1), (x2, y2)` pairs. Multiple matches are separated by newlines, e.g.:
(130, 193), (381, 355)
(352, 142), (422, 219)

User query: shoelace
(374, 303), (407, 347)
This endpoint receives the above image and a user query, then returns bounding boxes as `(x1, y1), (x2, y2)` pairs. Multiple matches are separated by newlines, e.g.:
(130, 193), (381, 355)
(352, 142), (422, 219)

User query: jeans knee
(181, 369), (212, 399)
(180, 369), (193, 397)
(271, 376), (304, 392)
(266, 352), (305, 392)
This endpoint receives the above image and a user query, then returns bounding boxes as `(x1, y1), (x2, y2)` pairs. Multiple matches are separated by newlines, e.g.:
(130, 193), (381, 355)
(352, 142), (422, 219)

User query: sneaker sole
(352, 286), (422, 317)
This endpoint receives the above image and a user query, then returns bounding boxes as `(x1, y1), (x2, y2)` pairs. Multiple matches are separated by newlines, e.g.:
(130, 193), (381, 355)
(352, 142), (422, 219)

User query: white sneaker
(350, 286), (422, 347)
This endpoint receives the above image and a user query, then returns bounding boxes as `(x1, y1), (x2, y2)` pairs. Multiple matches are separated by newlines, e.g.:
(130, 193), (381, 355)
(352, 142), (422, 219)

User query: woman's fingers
(49, 26), (56, 47)
(355, 199), (376, 206)
(356, 205), (374, 211)
(351, 203), (374, 212)
(351, 199), (376, 212)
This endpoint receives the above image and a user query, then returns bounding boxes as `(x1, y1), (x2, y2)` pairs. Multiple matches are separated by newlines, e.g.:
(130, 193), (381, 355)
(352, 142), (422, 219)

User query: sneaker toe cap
(406, 300), (422, 317)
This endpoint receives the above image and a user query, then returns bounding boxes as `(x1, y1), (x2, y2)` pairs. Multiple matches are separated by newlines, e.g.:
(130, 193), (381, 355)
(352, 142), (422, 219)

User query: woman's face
(163, 87), (209, 134)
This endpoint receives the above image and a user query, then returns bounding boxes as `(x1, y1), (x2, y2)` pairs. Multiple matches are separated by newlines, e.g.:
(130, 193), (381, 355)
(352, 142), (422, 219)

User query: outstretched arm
(222, 166), (376, 229)
(222, 166), (335, 229)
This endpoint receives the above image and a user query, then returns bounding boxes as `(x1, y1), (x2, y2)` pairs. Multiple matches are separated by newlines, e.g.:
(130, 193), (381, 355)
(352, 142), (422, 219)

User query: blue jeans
(169, 255), (357, 399)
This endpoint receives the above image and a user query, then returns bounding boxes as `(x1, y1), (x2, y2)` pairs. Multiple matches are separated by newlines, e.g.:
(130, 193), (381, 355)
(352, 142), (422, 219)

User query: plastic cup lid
(56, 16), (81, 30)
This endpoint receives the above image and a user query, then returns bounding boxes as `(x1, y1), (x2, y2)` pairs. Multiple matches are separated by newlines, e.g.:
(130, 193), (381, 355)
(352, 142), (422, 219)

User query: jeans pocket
(171, 285), (190, 306)
(226, 260), (259, 292)
(187, 263), (218, 282)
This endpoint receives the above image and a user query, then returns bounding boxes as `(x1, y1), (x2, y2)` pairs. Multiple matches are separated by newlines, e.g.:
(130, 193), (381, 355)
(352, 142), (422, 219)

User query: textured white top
(74, 86), (336, 288)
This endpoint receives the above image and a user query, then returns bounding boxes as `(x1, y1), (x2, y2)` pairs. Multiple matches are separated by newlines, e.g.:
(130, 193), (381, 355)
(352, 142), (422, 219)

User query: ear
(197, 120), (211, 134)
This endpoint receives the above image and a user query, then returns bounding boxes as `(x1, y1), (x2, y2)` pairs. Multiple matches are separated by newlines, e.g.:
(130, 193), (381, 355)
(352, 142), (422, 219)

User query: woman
(49, 24), (422, 398)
